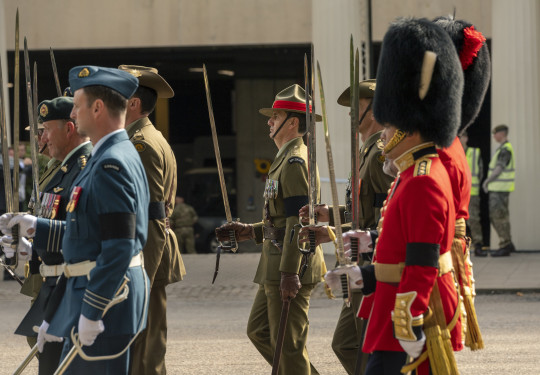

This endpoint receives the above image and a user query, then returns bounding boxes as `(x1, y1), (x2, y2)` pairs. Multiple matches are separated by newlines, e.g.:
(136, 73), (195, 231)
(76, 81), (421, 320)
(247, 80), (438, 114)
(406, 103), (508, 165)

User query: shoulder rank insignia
(103, 163), (121, 172)
(414, 159), (432, 176)
(288, 156), (304, 164)
(133, 142), (146, 152)
(53, 187), (64, 193)
(79, 155), (87, 170)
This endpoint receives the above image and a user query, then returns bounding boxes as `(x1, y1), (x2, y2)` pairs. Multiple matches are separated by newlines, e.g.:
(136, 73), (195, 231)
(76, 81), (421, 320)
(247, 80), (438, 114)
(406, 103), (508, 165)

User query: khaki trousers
(331, 290), (369, 375)
(247, 283), (319, 375)
(130, 284), (167, 375)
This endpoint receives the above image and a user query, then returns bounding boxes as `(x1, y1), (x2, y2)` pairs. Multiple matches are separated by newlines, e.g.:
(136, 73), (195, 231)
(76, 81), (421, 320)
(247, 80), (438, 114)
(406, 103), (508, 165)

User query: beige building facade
(0, 0), (538, 250)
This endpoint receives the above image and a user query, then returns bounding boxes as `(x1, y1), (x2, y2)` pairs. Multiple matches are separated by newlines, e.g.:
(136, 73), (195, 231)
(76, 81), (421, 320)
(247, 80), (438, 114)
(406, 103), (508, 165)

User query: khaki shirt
(127, 117), (186, 286)
(330, 131), (394, 231)
(252, 137), (326, 285)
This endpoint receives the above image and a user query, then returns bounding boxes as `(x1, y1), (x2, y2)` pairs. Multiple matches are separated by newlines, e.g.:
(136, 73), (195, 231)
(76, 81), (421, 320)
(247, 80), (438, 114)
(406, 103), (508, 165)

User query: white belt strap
(40, 263), (64, 278)
(64, 253), (143, 278)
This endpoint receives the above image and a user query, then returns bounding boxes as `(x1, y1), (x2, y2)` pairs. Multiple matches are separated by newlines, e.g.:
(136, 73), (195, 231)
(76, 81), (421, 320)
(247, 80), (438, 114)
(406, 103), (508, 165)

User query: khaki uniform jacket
(252, 137), (326, 285)
(330, 131), (393, 231)
(127, 117), (186, 286)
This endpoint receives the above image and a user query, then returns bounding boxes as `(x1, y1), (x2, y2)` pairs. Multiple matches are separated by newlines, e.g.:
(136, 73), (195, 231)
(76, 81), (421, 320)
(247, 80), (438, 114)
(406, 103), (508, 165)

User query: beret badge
(78, 68), (90, 78)
(39, 104), (48, 117)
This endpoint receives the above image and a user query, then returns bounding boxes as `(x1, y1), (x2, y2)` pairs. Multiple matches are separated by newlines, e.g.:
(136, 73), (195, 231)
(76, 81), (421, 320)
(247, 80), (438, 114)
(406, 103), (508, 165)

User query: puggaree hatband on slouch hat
(68, 65), (139, 100)
(37, 97), (74, 123)
(373, 17), (464, 152)
(433, 16), (491, 134)
(118, 65), (174, 99)
(259, 84), (322, 122)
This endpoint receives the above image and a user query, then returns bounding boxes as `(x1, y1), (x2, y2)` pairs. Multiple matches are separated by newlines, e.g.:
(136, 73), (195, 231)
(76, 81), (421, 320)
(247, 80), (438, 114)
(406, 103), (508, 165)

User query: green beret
(38, 97), (74, 123)
(337, 79), (376, 107)
(69, 65), (139, 99)
(492, 124), (508, 134)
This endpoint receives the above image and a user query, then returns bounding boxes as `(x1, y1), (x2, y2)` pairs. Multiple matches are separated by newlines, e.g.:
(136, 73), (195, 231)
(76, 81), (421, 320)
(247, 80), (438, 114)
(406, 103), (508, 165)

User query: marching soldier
(433, 15), (491, 349)
(170, 196), (198, 254)
(5, 97), (93, 374)
(118, 64), (186, 375)
(216, 85), (326, 374)
(298, 79), (394, 375)
(1, 66), (150, 374)
(325, 18), (464, 374)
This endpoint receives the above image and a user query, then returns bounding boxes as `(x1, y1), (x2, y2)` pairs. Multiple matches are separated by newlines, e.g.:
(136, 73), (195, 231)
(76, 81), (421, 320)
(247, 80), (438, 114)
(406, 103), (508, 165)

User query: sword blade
(24, 38), (40, 212)
(12, 343), (38, 375)
(0, 258), (23, 286)
(12, 9), (20, 211)
(350, 39), (361, 232)
(202, 65), (232, 223)
(316, 61), (345, 262)
(50, 47), (62, 97)
(0, 56), (14, 213)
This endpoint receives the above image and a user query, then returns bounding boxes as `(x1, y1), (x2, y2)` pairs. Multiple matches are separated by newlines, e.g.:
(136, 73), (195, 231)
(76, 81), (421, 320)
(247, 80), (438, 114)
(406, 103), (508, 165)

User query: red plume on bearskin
(460, 26), (486, 70)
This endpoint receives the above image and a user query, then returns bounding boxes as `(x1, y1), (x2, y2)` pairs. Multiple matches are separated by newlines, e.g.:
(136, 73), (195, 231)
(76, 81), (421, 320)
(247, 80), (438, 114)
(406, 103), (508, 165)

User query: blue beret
(38, 97), (74, 123)
(68, 66), (139, 99)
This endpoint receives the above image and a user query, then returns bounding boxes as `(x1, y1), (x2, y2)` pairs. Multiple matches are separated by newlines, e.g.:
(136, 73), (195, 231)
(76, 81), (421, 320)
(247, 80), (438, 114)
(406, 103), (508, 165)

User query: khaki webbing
(374, 251), (453, 283)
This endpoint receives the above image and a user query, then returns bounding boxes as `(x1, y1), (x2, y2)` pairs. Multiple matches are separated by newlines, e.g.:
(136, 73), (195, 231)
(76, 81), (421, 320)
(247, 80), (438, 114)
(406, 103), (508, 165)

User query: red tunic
(362, 144), (463, 353)
(437, 137), (471, 220)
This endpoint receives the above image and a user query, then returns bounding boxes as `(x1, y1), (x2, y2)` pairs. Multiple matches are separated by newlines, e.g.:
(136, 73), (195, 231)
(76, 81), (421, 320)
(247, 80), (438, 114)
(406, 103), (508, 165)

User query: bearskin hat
(433, 16), (491, 135)
(373, 18), (464, 147)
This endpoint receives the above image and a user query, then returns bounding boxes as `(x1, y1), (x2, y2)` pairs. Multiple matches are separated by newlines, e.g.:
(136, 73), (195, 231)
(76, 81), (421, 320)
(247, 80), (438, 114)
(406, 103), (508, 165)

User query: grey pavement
(1, 251), (539, 374)
(168, 250), (540, 300)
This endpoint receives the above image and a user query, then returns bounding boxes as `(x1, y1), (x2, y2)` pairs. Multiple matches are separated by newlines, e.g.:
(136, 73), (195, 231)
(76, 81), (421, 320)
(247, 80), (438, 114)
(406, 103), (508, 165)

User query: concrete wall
(491, 0), (540, 250)
(1, 0), (311, 49)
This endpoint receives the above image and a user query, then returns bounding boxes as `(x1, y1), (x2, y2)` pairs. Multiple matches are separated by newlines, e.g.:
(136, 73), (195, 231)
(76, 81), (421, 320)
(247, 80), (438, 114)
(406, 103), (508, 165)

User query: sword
(0, 42), (21, 271)
(317, 61), (351, 306)
(0, 258), (23, 286)
(50, 47), (62, 97)
(202, 65), (237, 283)
(271, 297), (290, 375)
(24, 38), (41, 213)
(298, 49), (317, 280)
(349, 37), (363, 266)
(12, 9), (20, 212)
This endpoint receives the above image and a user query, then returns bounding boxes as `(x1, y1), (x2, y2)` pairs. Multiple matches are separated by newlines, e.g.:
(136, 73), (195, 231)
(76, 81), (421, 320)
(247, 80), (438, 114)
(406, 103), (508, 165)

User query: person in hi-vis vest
(459, 132), (487, 257)
(482, 124), (515, 257)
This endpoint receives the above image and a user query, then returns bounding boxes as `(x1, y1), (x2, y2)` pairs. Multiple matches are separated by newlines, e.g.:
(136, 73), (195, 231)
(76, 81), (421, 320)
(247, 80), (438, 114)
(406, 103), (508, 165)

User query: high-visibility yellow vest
(466, 147), (481, 196)
(488, 141), (515, 192)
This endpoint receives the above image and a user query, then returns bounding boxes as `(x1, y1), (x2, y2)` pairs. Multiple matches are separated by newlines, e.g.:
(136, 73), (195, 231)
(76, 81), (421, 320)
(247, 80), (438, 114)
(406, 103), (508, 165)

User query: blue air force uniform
(34, 130), (150, 340)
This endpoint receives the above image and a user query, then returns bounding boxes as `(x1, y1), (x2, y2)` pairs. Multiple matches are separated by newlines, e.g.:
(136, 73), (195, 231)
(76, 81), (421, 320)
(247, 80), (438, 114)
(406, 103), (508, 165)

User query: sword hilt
(5, 224), (20, 269)
(350, 236), (359, 263)
(340, 273), (351, 307)
(219, 229), (238, 253)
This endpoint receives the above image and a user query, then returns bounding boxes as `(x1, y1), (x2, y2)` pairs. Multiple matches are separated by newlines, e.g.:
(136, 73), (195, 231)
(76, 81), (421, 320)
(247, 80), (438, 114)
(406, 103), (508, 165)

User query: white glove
(342, 230), (373, 255)
(399, 331), (426, 358)
(0, 213), (14, 235)
(37, 321), (63, 353)
(78, 314), (104, 346)
(8, 214), (38, 238)
(324, 265), (364, 294)
(0, 235), (32, 261)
